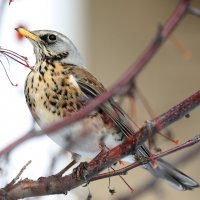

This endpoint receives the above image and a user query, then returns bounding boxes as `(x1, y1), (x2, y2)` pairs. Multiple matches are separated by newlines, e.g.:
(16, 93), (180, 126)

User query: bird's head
(16, 27), (84, 67)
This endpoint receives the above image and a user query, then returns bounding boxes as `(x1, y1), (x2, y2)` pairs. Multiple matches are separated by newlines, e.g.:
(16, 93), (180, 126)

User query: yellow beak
(15, 27), (41, 42)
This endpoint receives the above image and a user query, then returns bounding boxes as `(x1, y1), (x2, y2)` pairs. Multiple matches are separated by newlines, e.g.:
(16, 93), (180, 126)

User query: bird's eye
(48, 34), (57, 42)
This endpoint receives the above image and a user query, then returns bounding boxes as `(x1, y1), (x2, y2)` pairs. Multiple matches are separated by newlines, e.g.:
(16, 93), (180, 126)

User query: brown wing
(71, 67), (135, 138)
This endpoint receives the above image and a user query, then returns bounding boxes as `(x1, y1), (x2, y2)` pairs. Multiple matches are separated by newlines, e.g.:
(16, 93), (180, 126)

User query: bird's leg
(73, 142), (109, 184)
(98, 141), (108, 154)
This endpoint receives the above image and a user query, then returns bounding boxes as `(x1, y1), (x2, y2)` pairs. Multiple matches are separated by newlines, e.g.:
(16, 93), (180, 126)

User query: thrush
(16, 27), (199, 190)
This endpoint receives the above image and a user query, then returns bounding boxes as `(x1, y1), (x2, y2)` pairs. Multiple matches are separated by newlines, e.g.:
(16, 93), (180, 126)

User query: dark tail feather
(138, 146), (199, 190)
(151, 159), (199, 190)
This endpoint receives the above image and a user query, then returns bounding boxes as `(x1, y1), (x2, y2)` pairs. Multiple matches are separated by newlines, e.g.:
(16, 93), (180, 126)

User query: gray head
(16, 27), (85, 67)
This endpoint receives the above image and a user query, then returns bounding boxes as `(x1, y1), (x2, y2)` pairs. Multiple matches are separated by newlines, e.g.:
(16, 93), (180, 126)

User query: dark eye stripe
(40, 34), (48, 42)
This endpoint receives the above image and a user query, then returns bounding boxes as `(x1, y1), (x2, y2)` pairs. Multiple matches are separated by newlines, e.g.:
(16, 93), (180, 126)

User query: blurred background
(0, 0), (200, 199)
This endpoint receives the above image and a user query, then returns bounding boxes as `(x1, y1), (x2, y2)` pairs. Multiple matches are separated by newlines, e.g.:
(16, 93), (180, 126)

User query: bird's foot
(73, 162), (89, 183)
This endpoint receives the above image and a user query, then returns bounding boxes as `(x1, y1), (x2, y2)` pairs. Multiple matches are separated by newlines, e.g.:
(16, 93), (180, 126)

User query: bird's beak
(15, 27), (41, 42)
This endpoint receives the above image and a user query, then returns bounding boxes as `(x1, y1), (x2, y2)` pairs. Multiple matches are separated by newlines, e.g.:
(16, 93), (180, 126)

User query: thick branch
(82, 90), (200, 179)
(2, 88), (200, 199)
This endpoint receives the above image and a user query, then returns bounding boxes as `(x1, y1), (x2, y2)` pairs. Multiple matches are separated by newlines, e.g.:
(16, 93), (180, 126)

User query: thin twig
(169, 33), (192, 60)
(135, 86), (178, 145)
(54, 160), (77, 177)
(9, 0), (14, 6)
(110, 166), (134, 192)
(0, 48), (32, 70)
(0, 59), (18, 86)
(118, 179), (158, 200)
(12, 160), (32, 183)
(5, 160), (32, 190)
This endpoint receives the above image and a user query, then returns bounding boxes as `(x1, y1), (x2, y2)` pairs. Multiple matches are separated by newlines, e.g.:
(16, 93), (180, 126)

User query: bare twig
(135, 86), (178, 145)
(5, 160), (32, 188)
(118, 179), (158, 200)
(13, 160), (32, 183)
(169, 33), (192, 60)
(0, 48), (32, 70)
(54, 160), (76, 177)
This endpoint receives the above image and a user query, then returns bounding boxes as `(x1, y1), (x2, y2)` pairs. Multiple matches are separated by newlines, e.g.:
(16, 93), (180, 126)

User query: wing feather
(71, 67), (135, 138)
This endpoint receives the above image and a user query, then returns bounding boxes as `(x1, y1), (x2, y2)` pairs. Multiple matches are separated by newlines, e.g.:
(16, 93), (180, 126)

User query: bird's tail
(146, 158), (199, 190)
(138, 146), (199, 190)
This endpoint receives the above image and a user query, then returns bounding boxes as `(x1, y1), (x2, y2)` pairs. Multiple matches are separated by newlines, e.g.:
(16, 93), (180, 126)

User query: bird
(16, 27), (199, 191)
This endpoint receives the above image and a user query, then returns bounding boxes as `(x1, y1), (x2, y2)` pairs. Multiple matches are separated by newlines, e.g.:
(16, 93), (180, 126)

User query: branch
(5, 161), (32, 190)
(0, 0), (191, 157)
(118, 179), (158, 200)
(0, 129), (36, 157)
(9, 0), (14, 6)
(0, 48), (32, 69)
(1, 88), (200, 199)
(91, 134), (200, 181)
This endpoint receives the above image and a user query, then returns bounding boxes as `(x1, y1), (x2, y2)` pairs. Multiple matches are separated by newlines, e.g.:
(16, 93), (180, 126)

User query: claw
(73, 162), (89, 183)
